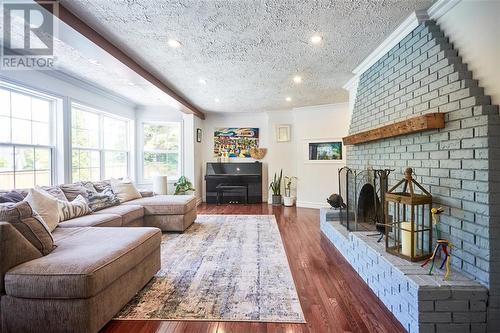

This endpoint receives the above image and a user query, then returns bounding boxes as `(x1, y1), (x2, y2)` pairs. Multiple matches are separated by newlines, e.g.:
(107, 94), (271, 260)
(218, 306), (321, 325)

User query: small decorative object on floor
(174, 176), (195, 195)
(421, 239), (453, 280)
(250, 147), (267, 160)
(327, 193), (346, 209)
(269, 169), (283, 205)
(283, 175), (297, 207)
(383, 168), (433, 261)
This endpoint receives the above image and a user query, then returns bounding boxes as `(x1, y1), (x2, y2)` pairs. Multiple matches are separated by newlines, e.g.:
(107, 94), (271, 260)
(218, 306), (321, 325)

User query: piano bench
(215, 184), (248, 205)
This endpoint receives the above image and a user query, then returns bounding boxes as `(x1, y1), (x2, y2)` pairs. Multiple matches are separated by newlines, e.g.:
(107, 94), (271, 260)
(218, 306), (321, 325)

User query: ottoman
(122, 195), (197, 232)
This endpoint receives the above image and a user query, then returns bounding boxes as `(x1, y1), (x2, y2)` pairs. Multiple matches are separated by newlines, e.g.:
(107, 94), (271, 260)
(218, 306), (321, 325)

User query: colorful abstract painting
(214, 128), (259, 158)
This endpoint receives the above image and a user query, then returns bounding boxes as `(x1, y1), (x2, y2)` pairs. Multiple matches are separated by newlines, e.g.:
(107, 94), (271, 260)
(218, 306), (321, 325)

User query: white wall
(266, 111), (297, 202)
(293, 103), (350, 208)
(199, 103), (351, 208)
(201, 112), (270, 201)
(437, 0), (500, 105)
(181, 113), (204, 204)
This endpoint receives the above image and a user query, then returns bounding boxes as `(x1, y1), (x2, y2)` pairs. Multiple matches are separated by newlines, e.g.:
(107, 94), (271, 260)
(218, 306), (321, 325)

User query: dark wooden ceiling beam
(41, 1), (205, 119)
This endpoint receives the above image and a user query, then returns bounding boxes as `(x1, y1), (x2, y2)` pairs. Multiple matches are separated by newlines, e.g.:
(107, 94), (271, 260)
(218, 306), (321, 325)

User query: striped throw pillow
(57, 195), (92, 222)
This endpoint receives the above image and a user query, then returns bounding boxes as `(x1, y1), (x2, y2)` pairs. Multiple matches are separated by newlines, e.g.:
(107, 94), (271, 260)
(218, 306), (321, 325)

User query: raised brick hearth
(322, 19), (500, 333)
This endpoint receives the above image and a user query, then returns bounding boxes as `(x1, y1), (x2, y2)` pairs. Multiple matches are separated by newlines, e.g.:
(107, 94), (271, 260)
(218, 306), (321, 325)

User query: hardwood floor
(101, 204), (405, 333)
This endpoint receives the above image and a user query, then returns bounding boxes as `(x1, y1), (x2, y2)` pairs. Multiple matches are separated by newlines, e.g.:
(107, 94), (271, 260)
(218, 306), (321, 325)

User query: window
(0, 85), (54, 189)
(142, 122), (181, 181)
(71, 104), (129, 182)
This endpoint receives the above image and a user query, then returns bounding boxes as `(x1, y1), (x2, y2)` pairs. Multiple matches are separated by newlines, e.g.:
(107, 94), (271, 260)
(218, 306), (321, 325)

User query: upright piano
(205, 162), (262, 203)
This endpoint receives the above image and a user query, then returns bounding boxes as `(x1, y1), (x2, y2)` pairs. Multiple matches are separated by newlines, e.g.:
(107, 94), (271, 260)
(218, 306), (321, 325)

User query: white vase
(283, 196), (295, 207)
(152, 175), (168, 195)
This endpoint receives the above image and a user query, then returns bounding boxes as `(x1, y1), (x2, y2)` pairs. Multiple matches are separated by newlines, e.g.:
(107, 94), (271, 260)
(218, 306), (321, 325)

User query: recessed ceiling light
(286, 97), (292, 102)
(199, 79), (207, 85)
(293, 75), (302, 84)
(168, 39), (182, 48)
(215, 98), (220, 103)
(127, 82), (135, 86)
(310, 35), (323, 44)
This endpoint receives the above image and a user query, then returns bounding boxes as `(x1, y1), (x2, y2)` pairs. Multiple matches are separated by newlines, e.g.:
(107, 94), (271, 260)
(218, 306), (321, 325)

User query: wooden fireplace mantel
(343, 113), (445, 145)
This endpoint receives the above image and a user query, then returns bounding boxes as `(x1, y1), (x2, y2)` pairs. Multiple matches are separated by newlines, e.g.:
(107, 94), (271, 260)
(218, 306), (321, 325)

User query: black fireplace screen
(338, 167), (392, 232)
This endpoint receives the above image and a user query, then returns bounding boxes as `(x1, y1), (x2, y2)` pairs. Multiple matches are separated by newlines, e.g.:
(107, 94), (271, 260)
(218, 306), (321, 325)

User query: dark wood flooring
(101, 204), (405, 333)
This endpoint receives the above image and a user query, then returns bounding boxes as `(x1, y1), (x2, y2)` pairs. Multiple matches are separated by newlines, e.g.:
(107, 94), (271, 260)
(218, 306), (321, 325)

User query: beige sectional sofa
(0, 183), (197, 333)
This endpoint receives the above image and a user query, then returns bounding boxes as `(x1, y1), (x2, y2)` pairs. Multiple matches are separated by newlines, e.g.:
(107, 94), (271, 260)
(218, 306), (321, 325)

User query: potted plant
(283, 176), (297, 207)
(269, 169), (283, 205)
(174, 176), (195, 195)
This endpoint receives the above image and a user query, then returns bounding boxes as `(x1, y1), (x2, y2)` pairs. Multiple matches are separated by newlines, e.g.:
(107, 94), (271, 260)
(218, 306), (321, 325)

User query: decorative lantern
(384, 168), (433, 261)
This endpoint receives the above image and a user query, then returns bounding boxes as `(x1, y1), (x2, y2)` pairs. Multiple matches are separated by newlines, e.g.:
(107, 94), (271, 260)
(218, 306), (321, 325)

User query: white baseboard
(296, 201), (329, 209)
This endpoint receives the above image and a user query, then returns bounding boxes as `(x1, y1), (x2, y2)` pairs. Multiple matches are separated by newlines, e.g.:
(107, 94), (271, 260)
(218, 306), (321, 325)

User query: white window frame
(140, 121), (182, 184)
(0, 82), (57, 189)
(70, 103), (131, 182)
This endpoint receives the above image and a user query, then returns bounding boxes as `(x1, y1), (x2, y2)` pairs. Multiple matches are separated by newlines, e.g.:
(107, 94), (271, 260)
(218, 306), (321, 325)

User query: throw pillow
(59, 183), (89, 202)
(87, 186), (120, 212)
(92, 180), (111, 193)
(25, 188), (60, 232)
(0, 201), (56, 255)
(57, 195), (92, 222)
(110, 179), (141, 203)
(37, 185), (68, 201)
(80, 181), (97, 193)
(0, 191), (24, 203)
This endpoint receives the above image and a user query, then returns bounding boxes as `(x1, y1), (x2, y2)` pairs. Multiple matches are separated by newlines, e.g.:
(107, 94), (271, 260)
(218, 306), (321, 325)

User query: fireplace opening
(356, 183), (380, 231)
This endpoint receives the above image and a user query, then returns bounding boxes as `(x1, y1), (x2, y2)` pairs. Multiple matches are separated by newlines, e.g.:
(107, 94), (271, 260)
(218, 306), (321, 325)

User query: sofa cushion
(87, 187), (120, 212)
(37, 186), (68, 201)
(25, 188), (60, 232)
(92, 180), (111, 192)
(59, 183), (89, 202)
(0, 222), (42, 294)
(110, 179), (142, 203)
(57, 195), (92, 221)
(57, 213), (122, 228)
(93, 204), (144, 225)
(122, 195), (196, 215)
(4, 226), (161, 299)
(0, 201), (55, 255)
(0, 191), (24, 203)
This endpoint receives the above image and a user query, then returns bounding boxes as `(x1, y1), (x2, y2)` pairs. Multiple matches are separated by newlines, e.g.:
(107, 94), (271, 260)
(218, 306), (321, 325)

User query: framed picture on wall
(196, 128), (202, 143)
(214, 128), (259, 158)
(304, 138), (345, 163)
(276, 124), (291, 142)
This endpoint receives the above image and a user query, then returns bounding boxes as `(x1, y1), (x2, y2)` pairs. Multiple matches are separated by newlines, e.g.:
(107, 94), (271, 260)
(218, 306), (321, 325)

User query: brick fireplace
(322, 19), (499, 333)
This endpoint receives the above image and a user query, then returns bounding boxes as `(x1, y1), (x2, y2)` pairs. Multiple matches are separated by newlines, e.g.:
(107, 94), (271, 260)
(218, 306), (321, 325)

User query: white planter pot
(283, 196), (295, 207)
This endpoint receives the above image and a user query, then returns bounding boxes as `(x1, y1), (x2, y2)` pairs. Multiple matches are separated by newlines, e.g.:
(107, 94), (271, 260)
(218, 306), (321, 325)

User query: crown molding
(292, 102), (349, 113)
(348, 0), (461, 80)
(342, 75), (359, 91)
(428, 0), (462, 20)
(352, 10), (428, 76)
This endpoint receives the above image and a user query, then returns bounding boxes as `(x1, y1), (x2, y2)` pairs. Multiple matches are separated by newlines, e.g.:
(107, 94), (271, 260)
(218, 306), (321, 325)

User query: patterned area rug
(116, 215), (305, 323)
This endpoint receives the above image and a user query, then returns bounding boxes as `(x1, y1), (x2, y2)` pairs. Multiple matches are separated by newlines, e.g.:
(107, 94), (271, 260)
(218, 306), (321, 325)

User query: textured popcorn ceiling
(60, 0), (433, 113)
